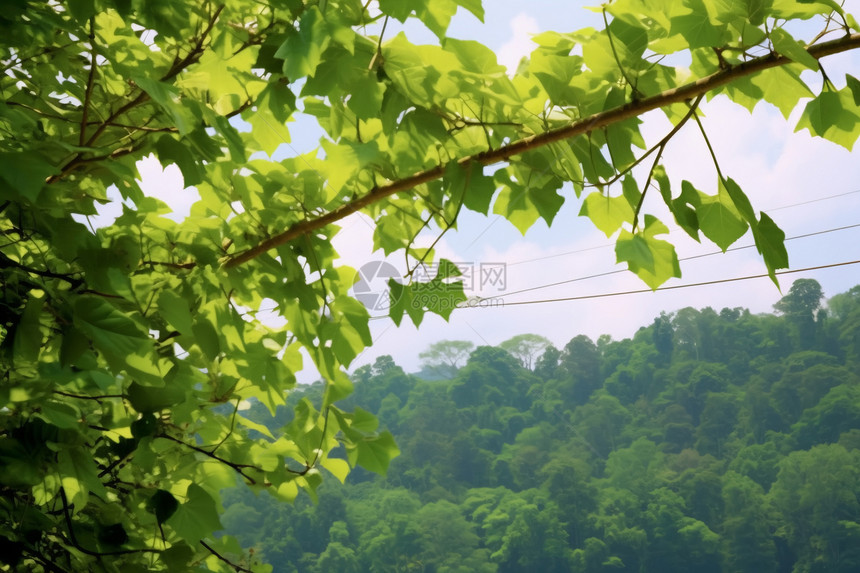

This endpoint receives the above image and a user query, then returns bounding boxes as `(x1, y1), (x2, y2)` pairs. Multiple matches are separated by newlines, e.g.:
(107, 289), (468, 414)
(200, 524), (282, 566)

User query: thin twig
(53, 391), (125, 401)
(157, 433), (262, 484)
(59, 488), (161, 557)
(80, 18), (98, 146)
(199, 540), (254, 573)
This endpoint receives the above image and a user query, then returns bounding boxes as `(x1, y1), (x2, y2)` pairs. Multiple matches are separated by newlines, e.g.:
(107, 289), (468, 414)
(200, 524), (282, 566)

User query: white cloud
(497, 13), (539, 73)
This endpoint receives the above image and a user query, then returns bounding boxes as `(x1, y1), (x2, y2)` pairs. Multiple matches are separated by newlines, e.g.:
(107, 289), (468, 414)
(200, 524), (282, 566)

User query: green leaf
(320, 456), (350, 483)
(160, 542), (194, 570)
(616, 216), (681, 289)
(847, 74), (860, 106)
(0, 440), (43, 487)
(58, 447), (107, 513)
(247, 84), (295, 155)
(579, 191), (635, 237)
(795, 88), (860, 150)
(192, 317), (221, 360)
(389, 282), (425, 327)
(407, 260), (469, 322)
(347, 71), (387, 120)
(276, 6), (329, 79)
(493, 161), (564, 235)
(206, 112), (247, 163)
(350, 430), (400, 475)
(0, 152), (58, 202)
(39, 402), (82, 429)
(155, 136), (204, 186)
(719, 177), (756, 225)
(770, 28), (819, 70)
(324, 370), (355, 406)
(696, 186), (748, 251)
(450, 162), (496, 215)
(133, 76), (200, 135)
(415, 0), (459, 38)
(350, 407), (380, 433)
(772, 0), (836, 18)
(66, 0), (96, 21)
(157, 290), (194, 336)
(670, 0), (728, 48)
(127, 381), (186, 414)
(146, 489), (179, 524)
(166, 484), (222, 545)
(320, 139), (383, 196)
(749, 64), (813, 118)
(131, 413), (158, 439)
(669, 180), (701, 240)
(751, 211), (789, 284)
(12, 293), (43, 365)
(609, 16), (648, 61)
(73, 296), (163, 384)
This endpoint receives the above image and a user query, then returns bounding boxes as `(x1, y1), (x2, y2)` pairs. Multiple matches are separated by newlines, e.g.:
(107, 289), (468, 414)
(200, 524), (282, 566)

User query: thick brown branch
(225, 32), (860, 268)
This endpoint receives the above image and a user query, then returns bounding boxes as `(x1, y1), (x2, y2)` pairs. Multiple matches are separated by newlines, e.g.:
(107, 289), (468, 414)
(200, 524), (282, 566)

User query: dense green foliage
(2, 0), (860, 570)
(224, 280), (860, 573)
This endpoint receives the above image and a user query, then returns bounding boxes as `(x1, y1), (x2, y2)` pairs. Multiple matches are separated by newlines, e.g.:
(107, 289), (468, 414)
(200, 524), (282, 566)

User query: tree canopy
(220, 280), (860, 573)
(1, 0), (859, 570)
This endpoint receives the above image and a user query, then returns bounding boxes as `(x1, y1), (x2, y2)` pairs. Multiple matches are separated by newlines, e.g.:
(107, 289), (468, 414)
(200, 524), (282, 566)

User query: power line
(498, 220), (860, 299)
(485, 259), (860, 308)
(365, 222), (860, 321)
(767, 188), (860, 212)
(506, 188), (860, 268)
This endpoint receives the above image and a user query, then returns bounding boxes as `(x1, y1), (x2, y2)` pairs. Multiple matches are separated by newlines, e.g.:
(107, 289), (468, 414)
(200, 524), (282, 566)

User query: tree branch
(47, 5), (226, 184)
(224, 32), (860, 268)
(199, 540), (254, 573)
(0, 252), (84, 288)
(59, 488), (161, 557)
(157, 433), (262, 484)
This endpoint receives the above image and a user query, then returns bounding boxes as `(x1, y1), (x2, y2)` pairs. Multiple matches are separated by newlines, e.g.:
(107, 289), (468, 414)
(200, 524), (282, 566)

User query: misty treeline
(222, 279), (860, 572)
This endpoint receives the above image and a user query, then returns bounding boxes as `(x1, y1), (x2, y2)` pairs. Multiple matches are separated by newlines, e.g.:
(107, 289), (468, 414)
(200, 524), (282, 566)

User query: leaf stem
(691, 105), (724, 182)
(602, 8), (640, 98)
(79, 18), (97, 147)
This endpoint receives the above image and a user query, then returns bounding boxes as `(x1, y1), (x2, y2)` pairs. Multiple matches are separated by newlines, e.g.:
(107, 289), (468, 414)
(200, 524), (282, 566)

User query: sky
(110, 1), (860, 380)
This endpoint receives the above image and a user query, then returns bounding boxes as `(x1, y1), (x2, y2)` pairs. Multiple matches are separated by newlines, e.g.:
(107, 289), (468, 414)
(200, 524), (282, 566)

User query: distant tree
(534, 345), (561, 381)
(652, 311), (675, 364)
(774, 279), (825, 348)
(561, 335), (602, 404)
(774, 279), (825, 319)
(673, 307), (702, 360)
(769, 445), (860, 572)
(500, 334), (552, 370)
(827, 286), (860, 318)
(721, 472), (778, 573)
(419, 340), (475, 379)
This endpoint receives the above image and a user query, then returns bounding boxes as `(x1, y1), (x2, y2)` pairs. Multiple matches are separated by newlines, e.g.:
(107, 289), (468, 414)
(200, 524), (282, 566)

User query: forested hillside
(222, 280), (860, 573)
